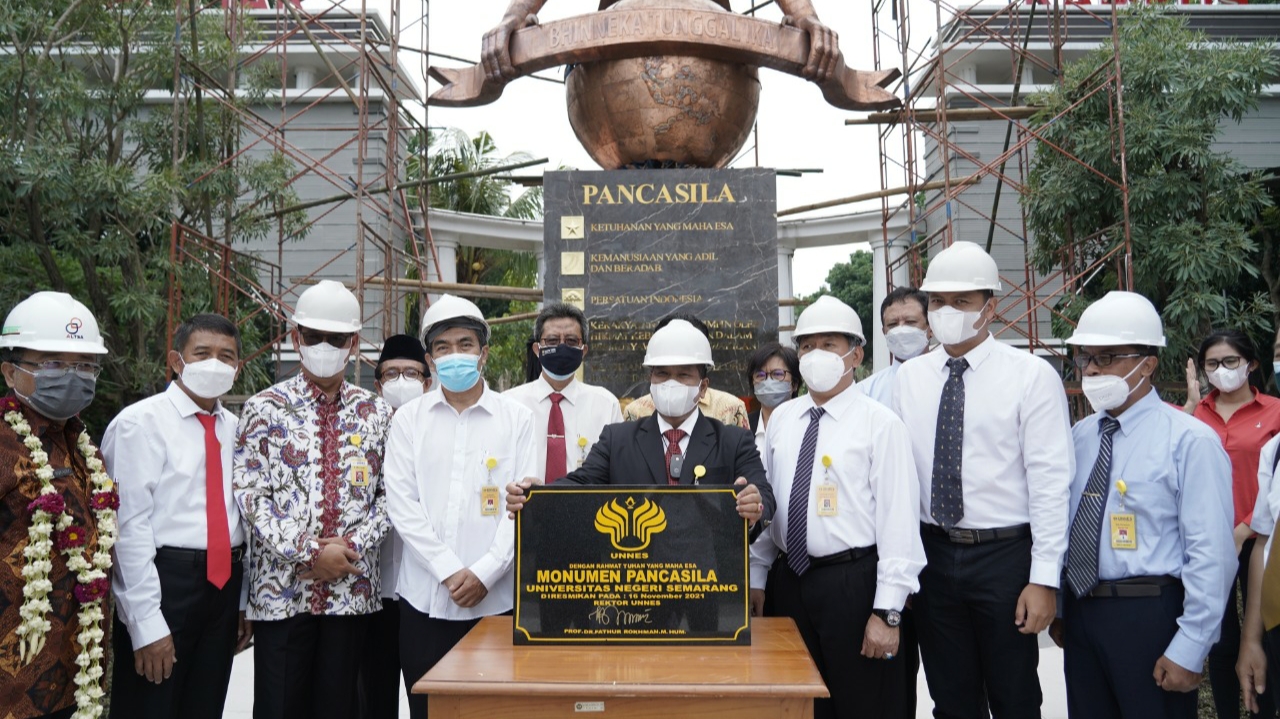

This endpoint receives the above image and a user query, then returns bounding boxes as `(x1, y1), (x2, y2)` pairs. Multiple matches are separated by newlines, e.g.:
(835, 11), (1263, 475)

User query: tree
(1024, 5), (1278, 381)
(0, 1), (305, 431)
(409, 128), (543, 389)
(807, 249), (875, 369)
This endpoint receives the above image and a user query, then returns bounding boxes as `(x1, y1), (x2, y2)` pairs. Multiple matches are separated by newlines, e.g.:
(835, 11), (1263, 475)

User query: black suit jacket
(557, 412), (776, 522)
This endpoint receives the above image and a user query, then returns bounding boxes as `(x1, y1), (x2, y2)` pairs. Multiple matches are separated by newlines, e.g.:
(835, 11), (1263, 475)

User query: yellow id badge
(1110, 513), (1137, 550)
(349, 460), (370, 487)
(816, 483), (838, 517)
(480, 485), (500, 517)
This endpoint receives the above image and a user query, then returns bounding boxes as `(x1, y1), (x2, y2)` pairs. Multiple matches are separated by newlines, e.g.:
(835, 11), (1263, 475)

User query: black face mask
(539, 343), (585, 380)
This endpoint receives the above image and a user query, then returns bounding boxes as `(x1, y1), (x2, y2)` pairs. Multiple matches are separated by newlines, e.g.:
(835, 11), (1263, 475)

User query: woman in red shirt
(1188, 329), (1280, 719)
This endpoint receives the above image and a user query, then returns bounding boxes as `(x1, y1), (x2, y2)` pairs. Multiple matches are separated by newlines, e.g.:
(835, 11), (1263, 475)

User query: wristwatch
(872, 609), (902, 627)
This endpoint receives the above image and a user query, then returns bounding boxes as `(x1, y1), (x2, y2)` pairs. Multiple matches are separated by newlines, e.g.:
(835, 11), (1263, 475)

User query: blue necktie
(1066, 417), (1122, 598)
(931, 357), (969, 528)
(786, 406), (826, 576)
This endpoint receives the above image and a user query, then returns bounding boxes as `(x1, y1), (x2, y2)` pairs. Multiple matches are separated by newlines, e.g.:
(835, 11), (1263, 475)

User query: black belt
(923, 522), (1032, 545)
(1086, 575), (1179, 599)
(156, 545), (246, 565)
(780, 545), (876, 570)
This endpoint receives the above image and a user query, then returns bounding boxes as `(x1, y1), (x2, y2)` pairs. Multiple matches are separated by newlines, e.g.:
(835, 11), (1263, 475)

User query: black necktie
(785, 407), (826, 575)
(931, 357), (969, 528)
(1066, 417), (1122, 598)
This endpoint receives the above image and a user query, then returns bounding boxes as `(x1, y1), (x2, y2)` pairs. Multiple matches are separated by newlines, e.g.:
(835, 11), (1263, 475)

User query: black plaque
(514, 485), (750, 645)
(542, 168), (779, 399)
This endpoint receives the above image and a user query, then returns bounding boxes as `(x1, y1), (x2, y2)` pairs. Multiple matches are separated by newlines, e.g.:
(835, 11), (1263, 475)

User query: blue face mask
(434, 353), (482, 393)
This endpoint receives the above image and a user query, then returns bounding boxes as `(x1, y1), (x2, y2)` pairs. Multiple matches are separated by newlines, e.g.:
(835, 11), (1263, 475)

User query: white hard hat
(293, 280), (362, 333)
(920, 241), (1002, 292)
(421, 294), (489, 344)
(1066, 291), (1166, 348)
(643, 319), (714, 368)
(793, 295), (865, 342)
(0, 292), (108, 355)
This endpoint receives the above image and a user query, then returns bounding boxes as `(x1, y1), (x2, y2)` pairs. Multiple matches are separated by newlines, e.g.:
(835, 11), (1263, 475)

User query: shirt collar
(810, 380), (861, 421)
(657, 409), (701, 436)
(297, 373), (350, 408)
(536, 375), (579, 404)
(165, 381), (226, 419)
(1199, 386), (1264, 414)
(425, 383), (497, 417)
(1106, 385), (1163, 436)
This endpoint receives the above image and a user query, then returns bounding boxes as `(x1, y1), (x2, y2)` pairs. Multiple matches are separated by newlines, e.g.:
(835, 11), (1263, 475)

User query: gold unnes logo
(594, 496), (667, 552)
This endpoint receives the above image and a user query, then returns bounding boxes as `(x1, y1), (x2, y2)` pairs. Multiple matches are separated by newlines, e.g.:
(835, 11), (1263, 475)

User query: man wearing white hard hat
(383, 294), (536, 719)
(893, 241), (1073, 718)
(0, 291), (113, 719)
(233, 279), (394, 719)
(505, 318), (773, 526)
(749, 295), (924, 719)
(104, 314), (250, 719)
(1054, 291), (1233, 717)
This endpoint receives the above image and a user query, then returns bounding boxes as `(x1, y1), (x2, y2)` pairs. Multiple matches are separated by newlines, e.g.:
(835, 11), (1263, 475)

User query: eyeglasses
(540, 335), (582, 348)
(15, 360), (103, 380)
(1204, 356), (1244, 372)
(1071, 352), (1145, 369)
(381, 368), (426, 382)
(752, 369), (791, 382)
(299, 330), (354, 348)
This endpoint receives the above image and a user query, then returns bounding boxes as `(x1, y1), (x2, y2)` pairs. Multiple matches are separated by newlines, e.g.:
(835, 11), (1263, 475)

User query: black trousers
(915, 529), (1041, 719)
(1210, 538), (1276, 718)
(767, 553), (904, 719)
(252, 612), (372, 719)
(358, 597), (402, 719)
(108, 551), (244, 719)
(1264, 624), (1280, 709)
(901, 602), (920, 719)
(399, 602), (482, 719)
(1063, 583), (1196, 719)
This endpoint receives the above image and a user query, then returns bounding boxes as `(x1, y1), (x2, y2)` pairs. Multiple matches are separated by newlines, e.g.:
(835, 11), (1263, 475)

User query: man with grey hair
(505, 302), (622, 483)
(383, 294), (536, 719)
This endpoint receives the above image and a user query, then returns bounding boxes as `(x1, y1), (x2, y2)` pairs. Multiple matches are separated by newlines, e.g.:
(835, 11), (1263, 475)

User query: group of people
(3, 239), (1280, 719)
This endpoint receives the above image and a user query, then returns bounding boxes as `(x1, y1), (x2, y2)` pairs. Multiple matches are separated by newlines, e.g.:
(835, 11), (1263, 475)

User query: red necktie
(197, 414), (232, 589)
(664, 429), (686, 485)
(546, 392), (568, 482)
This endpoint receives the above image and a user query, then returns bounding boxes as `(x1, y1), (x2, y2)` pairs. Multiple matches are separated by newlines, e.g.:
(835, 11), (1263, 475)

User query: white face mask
(1208, 365), (1249, 394)
(928, 305), (987, 346)
(381, 375), (425, 409)
(299, 342), (351, 379)
(650, 379), (702, 418)
(180, 358), (238, 399)
(1081, 359), (1147, 413)
(885, 325), (929, 360)
(800, 348), (854, 394)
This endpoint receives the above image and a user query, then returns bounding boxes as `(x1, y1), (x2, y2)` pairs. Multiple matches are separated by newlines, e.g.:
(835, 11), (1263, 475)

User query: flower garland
(6, 399), (118, 719)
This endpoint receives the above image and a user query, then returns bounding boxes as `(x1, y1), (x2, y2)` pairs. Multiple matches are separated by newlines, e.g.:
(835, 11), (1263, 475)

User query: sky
(319, 0), (949, 295)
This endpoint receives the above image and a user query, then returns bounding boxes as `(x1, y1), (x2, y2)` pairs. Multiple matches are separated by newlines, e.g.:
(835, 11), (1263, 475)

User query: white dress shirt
(858, 359), (901, 409)
(657, 410), (700, 457)
(1249, 434), (1280, 565)
(384, 385), (536, 619)
(750, 384), (925, 609)
(893, 334), (1074, 587)
(503, 375), (623, 481)
(103, 382), (245, 648)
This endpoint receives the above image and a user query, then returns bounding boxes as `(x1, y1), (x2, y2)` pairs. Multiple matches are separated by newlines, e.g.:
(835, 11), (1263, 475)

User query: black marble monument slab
(542, 168), (779, 399)
(514, 485), (750, 645)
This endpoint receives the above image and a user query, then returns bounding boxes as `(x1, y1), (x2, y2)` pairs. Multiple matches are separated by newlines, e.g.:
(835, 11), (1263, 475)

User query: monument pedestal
(413, 616), (829, 719)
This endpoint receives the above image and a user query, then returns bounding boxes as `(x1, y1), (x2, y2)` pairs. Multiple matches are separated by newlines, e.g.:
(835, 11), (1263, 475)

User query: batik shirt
(233, 375), (393, 621)
(0, 396), (108, 718)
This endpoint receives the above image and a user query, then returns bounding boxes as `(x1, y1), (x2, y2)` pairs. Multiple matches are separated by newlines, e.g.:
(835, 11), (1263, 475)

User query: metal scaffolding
(865, 0), (1135, 367)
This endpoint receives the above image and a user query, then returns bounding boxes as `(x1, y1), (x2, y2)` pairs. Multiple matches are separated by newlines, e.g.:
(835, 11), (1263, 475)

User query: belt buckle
(947, 528), (976, 545)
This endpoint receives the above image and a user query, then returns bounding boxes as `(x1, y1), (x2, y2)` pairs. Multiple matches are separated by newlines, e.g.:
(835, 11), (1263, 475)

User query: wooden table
(413, 616), (829, 719)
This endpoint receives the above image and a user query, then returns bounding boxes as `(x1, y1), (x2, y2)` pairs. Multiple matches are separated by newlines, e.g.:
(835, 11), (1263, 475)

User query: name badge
(349, 459), (370, 487)
(816, 483), (838, 517)
(481, 485), (500, 517)
(1110, 513), (1137, 550)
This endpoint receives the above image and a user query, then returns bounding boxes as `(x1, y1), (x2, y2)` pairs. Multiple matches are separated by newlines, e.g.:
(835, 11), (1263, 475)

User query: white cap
(793, 295), (865, 342)
(293, 280), (362, 333)
(421, 294), (489, 344)
(0, 292), (108, 355)
(920, 241), (1002, 292)
(643, 319), (714, 368)
(1066, 291), (1166, 348)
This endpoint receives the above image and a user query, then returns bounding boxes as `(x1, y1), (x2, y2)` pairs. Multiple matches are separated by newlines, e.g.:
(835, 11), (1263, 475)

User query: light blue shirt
(858, 360), (900, 409)
(1068, 388), (1236, 671)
